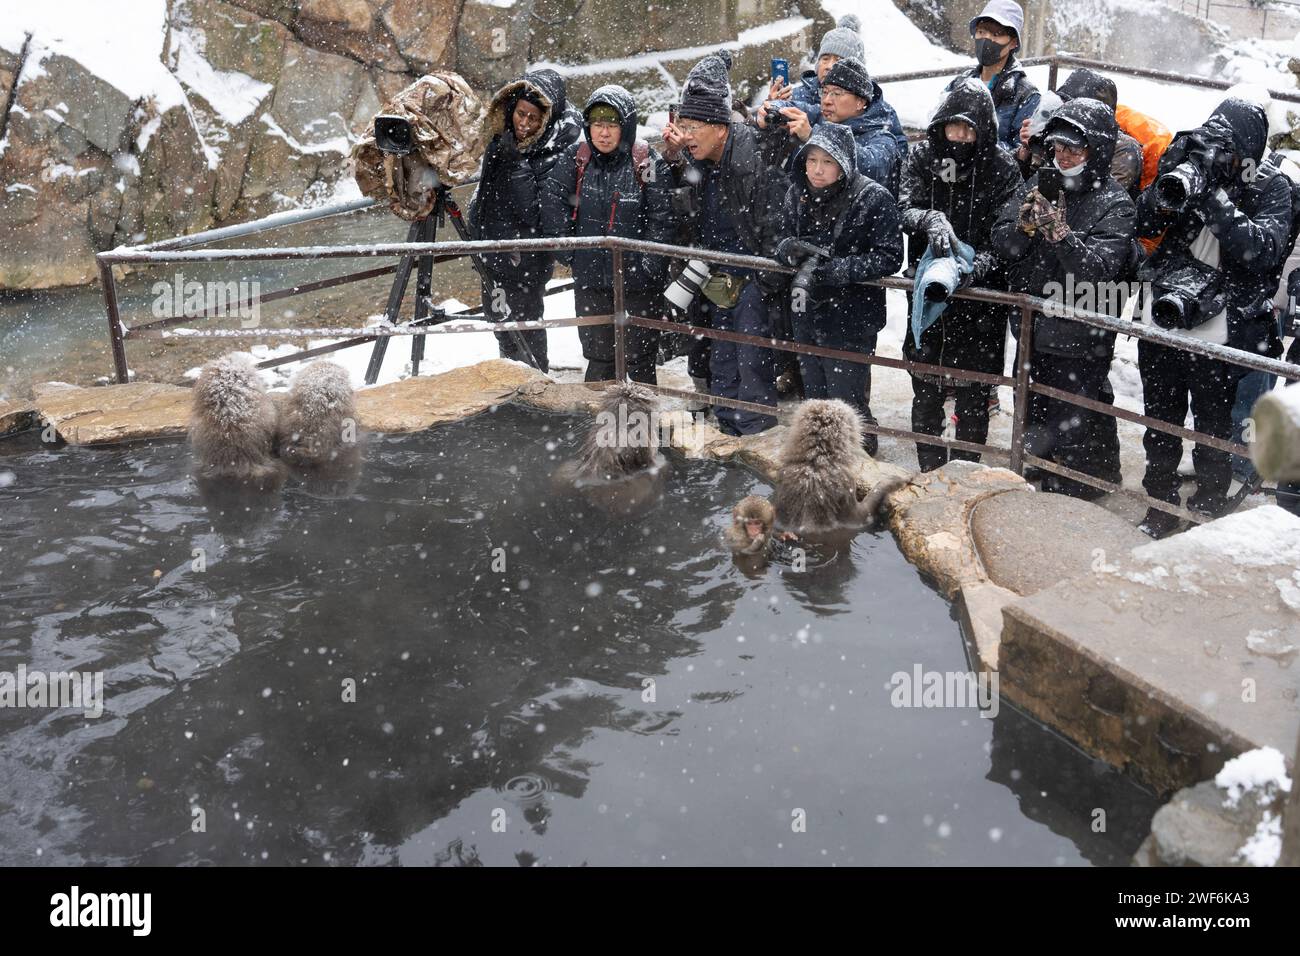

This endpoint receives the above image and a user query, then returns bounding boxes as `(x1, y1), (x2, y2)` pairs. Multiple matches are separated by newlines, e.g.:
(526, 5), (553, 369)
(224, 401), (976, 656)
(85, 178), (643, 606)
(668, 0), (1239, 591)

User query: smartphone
(667, 103), (678, 125)
(1036, 166), (1063, 202)
(771, 58), (789, 86)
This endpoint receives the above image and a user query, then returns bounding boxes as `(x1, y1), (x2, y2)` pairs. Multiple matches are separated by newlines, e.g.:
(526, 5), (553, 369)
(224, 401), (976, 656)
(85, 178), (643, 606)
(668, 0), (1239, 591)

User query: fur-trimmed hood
(485, 69), (572, 152)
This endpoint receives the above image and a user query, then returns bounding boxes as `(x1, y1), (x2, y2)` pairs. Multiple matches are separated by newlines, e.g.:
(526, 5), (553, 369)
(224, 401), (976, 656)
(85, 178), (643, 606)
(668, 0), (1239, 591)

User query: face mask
(940, 138), (977, 167)
(1053, 157), (1085, 179)
(975, 37), (1008, 67)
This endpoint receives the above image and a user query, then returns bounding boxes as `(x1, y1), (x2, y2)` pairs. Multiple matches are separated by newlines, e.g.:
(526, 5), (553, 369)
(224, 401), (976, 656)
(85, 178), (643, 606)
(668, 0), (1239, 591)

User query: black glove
(775, 237), (827, 267)
(960, 250), (998, 288)
(1201, 187), (1235, 231)
(498, 127), (521, 161)
(921, 210), (959, 257)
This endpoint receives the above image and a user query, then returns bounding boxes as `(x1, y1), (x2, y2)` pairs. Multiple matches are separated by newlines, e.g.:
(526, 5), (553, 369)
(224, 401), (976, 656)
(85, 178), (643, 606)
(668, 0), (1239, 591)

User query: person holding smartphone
(991, 98), (1136, 499)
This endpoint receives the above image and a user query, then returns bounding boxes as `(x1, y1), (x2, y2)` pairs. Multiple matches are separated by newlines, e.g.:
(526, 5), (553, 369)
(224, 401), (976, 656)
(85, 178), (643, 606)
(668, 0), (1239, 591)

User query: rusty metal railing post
(1047, 55), (1059, 92)
(98, 259), (129, 384)
(612, 248), (628, 382)
(1008, 304), (1035, 476)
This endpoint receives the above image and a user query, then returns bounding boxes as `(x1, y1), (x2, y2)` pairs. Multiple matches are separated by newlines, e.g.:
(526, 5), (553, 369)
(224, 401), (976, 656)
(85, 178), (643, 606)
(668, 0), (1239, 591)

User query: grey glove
(920, 210), (959, 257)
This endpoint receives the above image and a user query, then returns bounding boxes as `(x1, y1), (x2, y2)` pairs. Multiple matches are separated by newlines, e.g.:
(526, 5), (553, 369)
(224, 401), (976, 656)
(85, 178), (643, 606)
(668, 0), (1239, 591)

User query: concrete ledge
(998, 506), (1300, 796)
(0, 399), (37, 437)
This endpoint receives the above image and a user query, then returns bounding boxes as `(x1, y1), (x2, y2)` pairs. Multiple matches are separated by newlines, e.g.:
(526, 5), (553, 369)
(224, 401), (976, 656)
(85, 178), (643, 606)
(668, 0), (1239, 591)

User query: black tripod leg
(364, 218), (423, 386)
(410, 218), (435, 377)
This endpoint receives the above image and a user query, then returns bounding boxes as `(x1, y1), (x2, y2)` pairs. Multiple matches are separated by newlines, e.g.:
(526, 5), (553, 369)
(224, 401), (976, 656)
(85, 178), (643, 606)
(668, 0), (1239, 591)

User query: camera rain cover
(351, 72), (487, 219)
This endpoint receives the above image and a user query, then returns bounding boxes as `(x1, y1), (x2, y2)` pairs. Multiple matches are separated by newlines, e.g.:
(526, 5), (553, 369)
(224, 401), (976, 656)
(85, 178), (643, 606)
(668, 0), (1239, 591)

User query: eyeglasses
(676, 121), (707, 136)
(590, 121), (620, 132)
(1052, 142), (1087, 160)
(821, 88), (852, 100)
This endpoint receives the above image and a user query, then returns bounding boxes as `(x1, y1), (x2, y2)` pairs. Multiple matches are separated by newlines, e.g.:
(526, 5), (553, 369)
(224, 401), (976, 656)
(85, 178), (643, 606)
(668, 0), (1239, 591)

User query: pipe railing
(97, 232), (1299, 526)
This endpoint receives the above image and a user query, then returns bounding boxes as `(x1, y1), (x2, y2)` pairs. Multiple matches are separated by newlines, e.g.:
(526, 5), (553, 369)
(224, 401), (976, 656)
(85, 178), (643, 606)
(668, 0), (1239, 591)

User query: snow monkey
(189, 353), (287, 492)
(552, 382), (670, 517)
(275, 360), (361, 477)
(725, 495), (776, 556)
(773, 399), (908, 534)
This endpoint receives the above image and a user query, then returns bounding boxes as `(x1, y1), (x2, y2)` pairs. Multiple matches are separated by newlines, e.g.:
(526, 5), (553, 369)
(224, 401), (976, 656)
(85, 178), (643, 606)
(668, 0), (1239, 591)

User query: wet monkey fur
(275, 360), (362, 476)
(725, 495), (776, 555)
(773, 399), (908, 534)
(189, 353), (287, 492)
(552, 383), (671, 517)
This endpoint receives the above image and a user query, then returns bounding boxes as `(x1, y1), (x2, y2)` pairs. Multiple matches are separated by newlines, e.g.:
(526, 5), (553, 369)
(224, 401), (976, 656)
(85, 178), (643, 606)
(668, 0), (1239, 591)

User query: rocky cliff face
(0, 0), (825, 290)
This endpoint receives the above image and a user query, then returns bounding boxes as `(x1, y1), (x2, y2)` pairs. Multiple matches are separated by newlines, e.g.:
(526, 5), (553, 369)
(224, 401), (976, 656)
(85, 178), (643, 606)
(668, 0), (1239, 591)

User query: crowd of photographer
(461, 0), (1300, 534)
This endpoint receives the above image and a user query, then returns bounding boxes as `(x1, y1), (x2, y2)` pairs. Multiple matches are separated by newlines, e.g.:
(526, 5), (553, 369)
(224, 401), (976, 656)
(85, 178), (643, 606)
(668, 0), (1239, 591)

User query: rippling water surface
(0, 405), (1158, 865)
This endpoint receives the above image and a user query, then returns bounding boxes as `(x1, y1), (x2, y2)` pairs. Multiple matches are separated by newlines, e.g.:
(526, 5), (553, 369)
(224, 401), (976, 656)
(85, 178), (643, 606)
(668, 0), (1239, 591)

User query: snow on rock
(168, 24), (272, 127)
(1216, 746), (1293, 808)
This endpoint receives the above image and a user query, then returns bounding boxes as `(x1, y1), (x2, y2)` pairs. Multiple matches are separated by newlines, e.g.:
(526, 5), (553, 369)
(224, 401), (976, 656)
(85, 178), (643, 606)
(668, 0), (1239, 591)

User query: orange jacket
(1118, 104), (1174, 252)
(1116, 103), (1173, 191)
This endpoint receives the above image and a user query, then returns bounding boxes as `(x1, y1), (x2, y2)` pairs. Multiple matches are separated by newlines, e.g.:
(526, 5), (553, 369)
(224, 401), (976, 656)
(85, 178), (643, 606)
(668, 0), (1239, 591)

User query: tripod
(363, 186), (541, 385)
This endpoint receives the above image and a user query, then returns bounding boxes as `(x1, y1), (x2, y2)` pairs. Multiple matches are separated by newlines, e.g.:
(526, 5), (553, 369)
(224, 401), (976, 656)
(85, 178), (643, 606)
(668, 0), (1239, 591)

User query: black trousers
(911, 378), (990, 472)
(1138, 339), (1246, 505)
(481, 277), (549, 373)
(1024, 350), (1115, 494)
(574, 288), (662, 385)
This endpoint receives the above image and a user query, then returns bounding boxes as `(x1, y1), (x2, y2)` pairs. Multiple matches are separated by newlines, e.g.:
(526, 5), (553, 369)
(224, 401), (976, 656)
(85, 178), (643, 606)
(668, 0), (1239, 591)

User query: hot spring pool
(0, 404), (1157, 865)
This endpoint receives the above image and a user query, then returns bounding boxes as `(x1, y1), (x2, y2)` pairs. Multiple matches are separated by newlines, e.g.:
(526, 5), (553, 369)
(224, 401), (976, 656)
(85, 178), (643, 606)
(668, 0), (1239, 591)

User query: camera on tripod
(374, 115), (415, 156)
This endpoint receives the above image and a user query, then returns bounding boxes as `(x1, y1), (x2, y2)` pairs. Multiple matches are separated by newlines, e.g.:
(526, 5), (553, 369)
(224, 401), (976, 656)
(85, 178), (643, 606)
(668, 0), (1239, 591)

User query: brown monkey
(773, 399), (907, 534)
(189, 353), (287, 492)
(725, 495), (776, 555)
(552, 383), (670, 517)
(275, 360), (361, 477)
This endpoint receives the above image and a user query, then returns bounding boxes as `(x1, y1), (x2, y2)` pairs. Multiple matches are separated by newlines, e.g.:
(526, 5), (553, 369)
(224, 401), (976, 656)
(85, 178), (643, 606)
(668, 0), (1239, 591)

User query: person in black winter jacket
(1132, 97), (1296, 534)
(661, 51), (790, 435)
(541, 85), (677, 384)
(775, 123), (903, 437)
(899, 78), (1022, 471)
(468, 69), (583, 373)
(991, 97), (1137, 498)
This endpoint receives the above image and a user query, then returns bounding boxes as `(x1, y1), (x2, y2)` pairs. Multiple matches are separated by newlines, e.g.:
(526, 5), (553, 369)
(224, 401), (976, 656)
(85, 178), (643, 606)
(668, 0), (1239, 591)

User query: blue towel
(911, 238), (975, 351)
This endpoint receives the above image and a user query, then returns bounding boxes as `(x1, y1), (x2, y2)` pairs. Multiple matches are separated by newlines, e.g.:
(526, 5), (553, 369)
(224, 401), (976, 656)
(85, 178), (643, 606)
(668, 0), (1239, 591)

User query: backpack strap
(572, 141), (592, 221)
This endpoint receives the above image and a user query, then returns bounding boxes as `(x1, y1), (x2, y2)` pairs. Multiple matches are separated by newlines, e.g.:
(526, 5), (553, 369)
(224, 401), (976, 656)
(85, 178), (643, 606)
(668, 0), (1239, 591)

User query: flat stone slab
(0, 399), (36, 437)
(885, 460), (1029, 598)
(972, 489), (1151, 597)
(356, 359), (548, 432)
(1000, 506), (1300, 795)
(1135, 776), (1284, 867)
(34, 382), (190, 445)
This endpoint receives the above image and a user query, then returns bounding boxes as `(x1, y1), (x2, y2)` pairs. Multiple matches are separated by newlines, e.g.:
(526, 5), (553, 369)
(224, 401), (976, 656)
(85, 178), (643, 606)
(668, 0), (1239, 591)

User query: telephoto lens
(1152, 293), (1190, 330)
(664, 259), (711, 310)
(374, 115), (415, 156)
(1155, 162), (1207, 212)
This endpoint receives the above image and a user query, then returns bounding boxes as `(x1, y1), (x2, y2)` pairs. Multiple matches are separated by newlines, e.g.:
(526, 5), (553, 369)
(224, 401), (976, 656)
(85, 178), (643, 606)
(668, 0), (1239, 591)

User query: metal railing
(96, 231), (1300, 525)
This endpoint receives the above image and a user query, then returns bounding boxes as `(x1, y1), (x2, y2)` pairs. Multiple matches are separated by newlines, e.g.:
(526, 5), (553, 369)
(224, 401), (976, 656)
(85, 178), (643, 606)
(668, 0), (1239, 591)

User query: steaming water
(0, 405), (1157, 865)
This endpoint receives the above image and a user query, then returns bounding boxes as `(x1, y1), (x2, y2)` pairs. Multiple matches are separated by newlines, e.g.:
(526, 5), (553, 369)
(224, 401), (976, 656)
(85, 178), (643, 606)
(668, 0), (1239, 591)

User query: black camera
(1145, 259), (1225, 330)
(374, 114), (415, 156)
(765, 104), (791, 127)
(790, 244), (830, 298)
(1153, 126), (1235, 213)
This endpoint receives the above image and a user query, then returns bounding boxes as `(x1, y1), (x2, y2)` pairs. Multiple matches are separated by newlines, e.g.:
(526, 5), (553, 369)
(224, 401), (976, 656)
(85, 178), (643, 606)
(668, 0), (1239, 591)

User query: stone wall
(0, 0), (825, 290)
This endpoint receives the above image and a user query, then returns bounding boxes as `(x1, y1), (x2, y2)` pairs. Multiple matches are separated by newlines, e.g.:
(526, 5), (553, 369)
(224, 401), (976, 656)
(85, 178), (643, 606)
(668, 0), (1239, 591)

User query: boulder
(382, 0), (461, 74)
(33, 382), (191, 445)
(958, 580), (1019, 671)
(1135, 754), (1290, 867)
(173, 0), (291, 85)
(0, 400), (37, 438)
(999, 507), (1300, 795)
(136, 102), (218, 241)
(971, 489), (1151, 596)
(455, 0), (532, 90)
(296, 0), (407, 71)
(355, 358), (548, 431)
(885, 460), (1028, 599)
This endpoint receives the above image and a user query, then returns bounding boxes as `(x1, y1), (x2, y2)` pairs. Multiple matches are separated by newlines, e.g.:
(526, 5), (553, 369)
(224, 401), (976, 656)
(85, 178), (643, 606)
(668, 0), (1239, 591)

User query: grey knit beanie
(818, 15), (864, 61)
